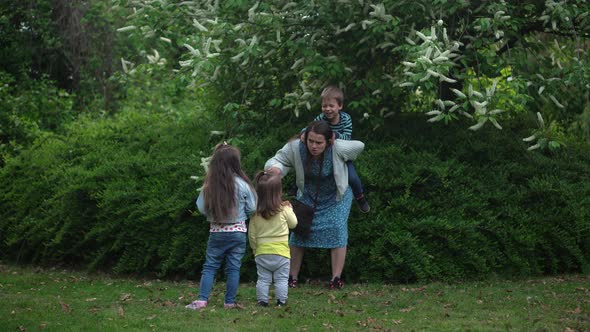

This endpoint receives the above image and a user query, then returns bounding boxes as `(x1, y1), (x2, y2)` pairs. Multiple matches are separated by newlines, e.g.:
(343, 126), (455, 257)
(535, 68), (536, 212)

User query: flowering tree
(117, 0), (590, 149)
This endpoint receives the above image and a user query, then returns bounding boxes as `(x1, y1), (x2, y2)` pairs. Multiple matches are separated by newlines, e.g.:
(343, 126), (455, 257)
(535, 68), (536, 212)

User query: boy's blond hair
(320, 85), (344, 106)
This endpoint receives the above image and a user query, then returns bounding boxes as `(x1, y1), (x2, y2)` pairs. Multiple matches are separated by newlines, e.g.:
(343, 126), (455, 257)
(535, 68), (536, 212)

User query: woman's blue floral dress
(289, 143), (353, 248)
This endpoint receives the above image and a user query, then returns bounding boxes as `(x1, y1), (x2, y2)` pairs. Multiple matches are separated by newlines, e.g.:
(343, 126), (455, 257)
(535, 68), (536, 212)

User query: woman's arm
(334, 139), (365, 161)
(264, 141), (295, 176)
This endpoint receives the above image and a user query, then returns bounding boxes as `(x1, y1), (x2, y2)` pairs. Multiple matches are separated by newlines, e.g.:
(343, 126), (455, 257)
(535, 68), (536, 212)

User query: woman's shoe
(288, 275), (298, 288)
(329, 276), (344, 290)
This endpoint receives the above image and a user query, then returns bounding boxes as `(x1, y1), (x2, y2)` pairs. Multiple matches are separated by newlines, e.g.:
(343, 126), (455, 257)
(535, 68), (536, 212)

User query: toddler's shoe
(276, 300), (286, 307)
(224, 303), (245, 309)
(185, 300), (207, 310)
(257, 301), (269, 307)
(329, 276), (344, 290)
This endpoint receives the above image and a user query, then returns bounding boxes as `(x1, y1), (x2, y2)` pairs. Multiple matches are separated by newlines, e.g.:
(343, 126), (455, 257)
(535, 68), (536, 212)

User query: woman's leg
(289, 246), (305, 278)
(330, 246), (347, 278)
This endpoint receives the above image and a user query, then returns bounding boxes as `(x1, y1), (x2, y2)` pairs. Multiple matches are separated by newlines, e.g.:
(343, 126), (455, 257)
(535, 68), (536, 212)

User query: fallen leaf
(38, 323), (47, 330)
(88, 307), (101, 315)
(567, 307), (582, 314)
(147, 314), (157, 320)
(476, 299), (483, 304)
(17, 326), (26, 332)
(392, 319), (402, 325)
(60, 301), (72, 313)
(118, 306), (125, 317)
(400, 307), (414, 313)
(161, 300), (175, 307)
(120, 293), (132, 301)
(322, 323), (334, 329)
(85, 298), (97, 302)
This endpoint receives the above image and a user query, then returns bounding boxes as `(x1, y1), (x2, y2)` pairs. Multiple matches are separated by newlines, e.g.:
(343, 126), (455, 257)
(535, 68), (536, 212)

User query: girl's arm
(283, 203), (298, 229)
(244, 185), (257, 216)
(247, 219), (257, 254)
(237, 177), (257, 216)
(196, 191), (207, 216)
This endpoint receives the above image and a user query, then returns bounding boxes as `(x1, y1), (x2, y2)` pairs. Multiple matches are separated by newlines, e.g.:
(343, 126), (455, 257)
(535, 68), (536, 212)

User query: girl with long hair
(186, 143), (256, 310)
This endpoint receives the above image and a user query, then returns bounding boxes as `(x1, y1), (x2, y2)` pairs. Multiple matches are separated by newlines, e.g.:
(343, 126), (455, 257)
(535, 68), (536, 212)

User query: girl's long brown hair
(202, 143), (253, 221)
(254, 171), (283, 219)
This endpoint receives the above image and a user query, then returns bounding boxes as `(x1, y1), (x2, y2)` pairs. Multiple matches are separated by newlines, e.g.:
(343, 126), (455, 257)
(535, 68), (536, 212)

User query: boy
(303, 85), (370, 212)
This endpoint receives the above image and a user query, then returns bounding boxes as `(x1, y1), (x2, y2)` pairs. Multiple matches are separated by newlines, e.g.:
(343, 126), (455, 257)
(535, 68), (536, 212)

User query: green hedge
(1, 111), (589, 282)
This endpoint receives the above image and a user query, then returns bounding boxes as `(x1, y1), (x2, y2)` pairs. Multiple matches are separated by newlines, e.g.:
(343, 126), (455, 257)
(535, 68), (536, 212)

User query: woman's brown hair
(254, 171), (283, 219)
(202, 143), (253, 221)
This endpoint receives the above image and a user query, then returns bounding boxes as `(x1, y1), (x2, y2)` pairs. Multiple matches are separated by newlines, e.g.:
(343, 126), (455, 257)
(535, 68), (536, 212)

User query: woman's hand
(266, 167), (282, 176)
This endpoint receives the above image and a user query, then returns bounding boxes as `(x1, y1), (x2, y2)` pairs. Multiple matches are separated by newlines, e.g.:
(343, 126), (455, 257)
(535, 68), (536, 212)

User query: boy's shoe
(288, 275), (298, 288)
(257, 301), (269, 307)
(276, 300), (286, 307)
(357, 195), (370, 213)
(185, 300), (207, 310)
(329, 276), (344, 290)
(224, 303), (245, 309)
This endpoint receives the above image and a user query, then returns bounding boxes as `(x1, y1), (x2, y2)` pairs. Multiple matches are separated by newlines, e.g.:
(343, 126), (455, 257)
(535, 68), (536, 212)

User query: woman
(265, 120), (364, 289)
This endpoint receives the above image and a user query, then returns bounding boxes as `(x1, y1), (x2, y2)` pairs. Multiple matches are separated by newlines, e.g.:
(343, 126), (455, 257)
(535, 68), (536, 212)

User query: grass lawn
(1, 262), (588, 331)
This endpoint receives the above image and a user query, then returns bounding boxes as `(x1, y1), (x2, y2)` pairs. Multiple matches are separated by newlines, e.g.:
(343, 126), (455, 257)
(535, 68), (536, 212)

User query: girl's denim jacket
(196, 176), (257, 223)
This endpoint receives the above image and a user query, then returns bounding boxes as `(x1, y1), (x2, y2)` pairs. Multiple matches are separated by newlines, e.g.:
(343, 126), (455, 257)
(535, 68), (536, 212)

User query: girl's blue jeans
(198, 231), (246, 304)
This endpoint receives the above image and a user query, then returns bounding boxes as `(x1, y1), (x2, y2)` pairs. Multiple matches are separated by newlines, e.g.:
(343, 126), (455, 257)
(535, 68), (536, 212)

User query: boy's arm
(338, 112), (353, 140)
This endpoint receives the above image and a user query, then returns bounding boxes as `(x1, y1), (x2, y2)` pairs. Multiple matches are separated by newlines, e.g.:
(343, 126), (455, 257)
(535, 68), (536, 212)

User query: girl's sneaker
(288, 275), (298, 288)
(329, 276), (344, 290)
(257, 301), (269, 307)
(276, 300), (286, 307)
(224, 303), (245, 309)
(185, 300), (207, 310)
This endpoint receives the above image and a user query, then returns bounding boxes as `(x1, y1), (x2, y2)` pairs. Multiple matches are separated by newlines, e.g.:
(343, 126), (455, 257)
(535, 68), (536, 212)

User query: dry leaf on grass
(120, 293), (132, 301)
(118, 306), (125, 317)
(60, 301), (72, 313)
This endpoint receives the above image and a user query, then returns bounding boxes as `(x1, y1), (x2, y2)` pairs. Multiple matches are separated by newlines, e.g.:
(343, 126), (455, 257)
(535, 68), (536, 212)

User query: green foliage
(346, 116), (590, 282)
(0, 107), (208, 275)
(1, 0), (590, 283)
(0, 71), (74, 164)
(119, 0), (590, 149)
